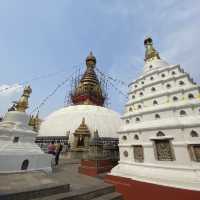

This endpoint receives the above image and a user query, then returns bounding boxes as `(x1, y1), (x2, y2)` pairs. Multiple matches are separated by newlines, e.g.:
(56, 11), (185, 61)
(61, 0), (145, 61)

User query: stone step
(5, 148), (39, 151)
(91, 192), (123, 200)
(0, 183), (70, 200)
(5, 146), (39, 150)
(32, 184), (115, 200)
(4, 147), (41, 152)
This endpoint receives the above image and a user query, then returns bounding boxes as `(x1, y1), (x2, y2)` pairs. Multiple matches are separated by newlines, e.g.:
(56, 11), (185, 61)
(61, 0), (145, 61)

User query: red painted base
(79, 159), (113, 177)
(105, 175), (200, 200)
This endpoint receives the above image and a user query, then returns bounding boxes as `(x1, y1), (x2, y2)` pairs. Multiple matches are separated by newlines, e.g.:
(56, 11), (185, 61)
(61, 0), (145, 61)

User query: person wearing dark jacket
(55, 142), (63, 165)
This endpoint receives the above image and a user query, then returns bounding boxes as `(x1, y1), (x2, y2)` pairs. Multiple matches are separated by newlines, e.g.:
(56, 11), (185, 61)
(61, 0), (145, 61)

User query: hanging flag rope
(0, 68), (70, 94)
(96, 67), (127, 86)
(30, 67), (80, 114)
(107, 78), (128, 99)
(96, 67), (128, 99)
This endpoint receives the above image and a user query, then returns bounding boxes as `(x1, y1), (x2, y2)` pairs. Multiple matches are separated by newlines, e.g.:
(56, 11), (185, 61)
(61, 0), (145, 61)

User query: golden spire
(15, 85), (32, 112)
(86, 51), (96, 68)
(82, 117), (85, 125)
(28, 111), (40, 132)
(93, 129), (99, 138)
(33, 111), (40, 132)
(144, 37), (160, 61)
(71, 51), (105, 106)
(74, 118), (91, 135)
(28, 115), (34, 126)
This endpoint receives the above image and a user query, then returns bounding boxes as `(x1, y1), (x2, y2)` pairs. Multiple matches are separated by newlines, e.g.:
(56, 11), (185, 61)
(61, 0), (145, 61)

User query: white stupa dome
(39, 105), (122, 143)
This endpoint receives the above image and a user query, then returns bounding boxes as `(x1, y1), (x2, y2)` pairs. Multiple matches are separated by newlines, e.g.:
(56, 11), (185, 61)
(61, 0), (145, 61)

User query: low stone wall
(35, 136), (69, 153)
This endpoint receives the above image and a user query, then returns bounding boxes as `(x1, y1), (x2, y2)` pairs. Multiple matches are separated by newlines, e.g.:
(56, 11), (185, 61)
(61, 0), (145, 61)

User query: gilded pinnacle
(15, 85), (32, 112)
(144, 37), (160, 61)
(71, 52), (105, 106)
(86, 51), (96, 67)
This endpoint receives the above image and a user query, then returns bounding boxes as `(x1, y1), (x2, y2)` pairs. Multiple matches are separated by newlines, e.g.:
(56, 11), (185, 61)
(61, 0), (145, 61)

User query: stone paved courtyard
(51, 154), (106, 190)
(0, 154), (105, 194)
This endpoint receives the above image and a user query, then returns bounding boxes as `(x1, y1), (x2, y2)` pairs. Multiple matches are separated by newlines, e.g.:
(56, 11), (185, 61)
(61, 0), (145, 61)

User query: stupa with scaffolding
(37, 52), (122, 159)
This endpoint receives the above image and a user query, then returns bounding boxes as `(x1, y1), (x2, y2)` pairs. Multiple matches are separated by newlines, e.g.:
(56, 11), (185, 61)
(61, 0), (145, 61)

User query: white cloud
(0, 84), (23, 116)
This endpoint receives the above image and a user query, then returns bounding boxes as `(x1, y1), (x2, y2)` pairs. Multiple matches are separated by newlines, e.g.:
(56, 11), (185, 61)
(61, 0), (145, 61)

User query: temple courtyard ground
(0, 154), (122, 200)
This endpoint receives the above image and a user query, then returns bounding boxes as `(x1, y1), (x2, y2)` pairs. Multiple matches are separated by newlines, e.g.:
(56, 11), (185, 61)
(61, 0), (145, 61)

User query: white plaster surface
(110, 56), (200, 190)
(39, 105), (122, 144)
(0, 111), (52, 173)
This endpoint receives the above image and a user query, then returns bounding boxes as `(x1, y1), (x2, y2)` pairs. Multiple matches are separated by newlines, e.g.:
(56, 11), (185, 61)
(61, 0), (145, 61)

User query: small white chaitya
(109, 37), (200, 191)
(0, 86), (52, 173)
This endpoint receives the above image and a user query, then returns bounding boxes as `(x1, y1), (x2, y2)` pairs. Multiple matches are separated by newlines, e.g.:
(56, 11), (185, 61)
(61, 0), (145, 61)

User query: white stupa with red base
(105, 37), (200, 200)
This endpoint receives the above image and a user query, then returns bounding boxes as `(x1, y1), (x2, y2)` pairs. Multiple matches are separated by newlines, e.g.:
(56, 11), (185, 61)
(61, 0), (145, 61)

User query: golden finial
(94, 129), (99, 138)
(28, 115), (34, 126)
(29, 111), (40, 132)
(86, 51), (96, 67)
(33, 111), (40, 132)
(15, 85), (32, 112)
(73, 117), (90, 135)
(71, 52), (105, 106)
(144, 37), (160, 61)
(82, 117), (85, 125)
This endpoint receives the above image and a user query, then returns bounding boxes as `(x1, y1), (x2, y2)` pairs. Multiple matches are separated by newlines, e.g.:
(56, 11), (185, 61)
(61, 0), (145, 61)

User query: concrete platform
(50, 155), (106, 190)
(0, 171), (66, 193)
(32, 183), (122, 200)
(0, 154), (121, 199)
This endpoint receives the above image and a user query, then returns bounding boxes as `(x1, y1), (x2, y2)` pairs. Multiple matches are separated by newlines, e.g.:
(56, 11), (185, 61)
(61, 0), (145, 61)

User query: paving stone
(32, 183), (115, 200)
(0, 155), (116, 200)
(91, 192), (122, 200)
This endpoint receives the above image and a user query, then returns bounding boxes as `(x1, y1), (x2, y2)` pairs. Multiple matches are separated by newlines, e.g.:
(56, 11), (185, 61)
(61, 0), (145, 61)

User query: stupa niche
(71, 117), (91, 158)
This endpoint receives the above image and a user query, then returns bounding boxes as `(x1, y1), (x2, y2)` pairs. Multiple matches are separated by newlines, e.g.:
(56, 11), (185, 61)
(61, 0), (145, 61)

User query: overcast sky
(0, 0), (199, 117)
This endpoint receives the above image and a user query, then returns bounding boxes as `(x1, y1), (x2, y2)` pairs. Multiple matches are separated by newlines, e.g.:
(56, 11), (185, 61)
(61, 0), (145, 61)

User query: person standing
(47, 141), (56, 155)
(55, 142), (63, 165)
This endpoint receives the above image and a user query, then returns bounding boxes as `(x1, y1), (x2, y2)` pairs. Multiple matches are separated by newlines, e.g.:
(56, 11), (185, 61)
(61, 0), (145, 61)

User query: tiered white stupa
(0, 86), (52, 173)
(108, 37), (200, 192)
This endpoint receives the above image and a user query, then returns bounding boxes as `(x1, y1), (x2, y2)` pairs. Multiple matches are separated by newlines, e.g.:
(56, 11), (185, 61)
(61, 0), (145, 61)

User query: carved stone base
(105, 175), (200, 200)
(78, 159), (113, 176)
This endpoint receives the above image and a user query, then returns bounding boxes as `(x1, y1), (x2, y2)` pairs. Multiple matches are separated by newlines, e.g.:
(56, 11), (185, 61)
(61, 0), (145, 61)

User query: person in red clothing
(47, 141), (56, 155)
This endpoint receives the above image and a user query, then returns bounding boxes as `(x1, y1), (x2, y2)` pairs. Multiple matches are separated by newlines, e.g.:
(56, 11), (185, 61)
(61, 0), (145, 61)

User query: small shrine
(88, 130), (104, 160)
(71, 118), (91, 158)
(79, 130), (114, 176)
